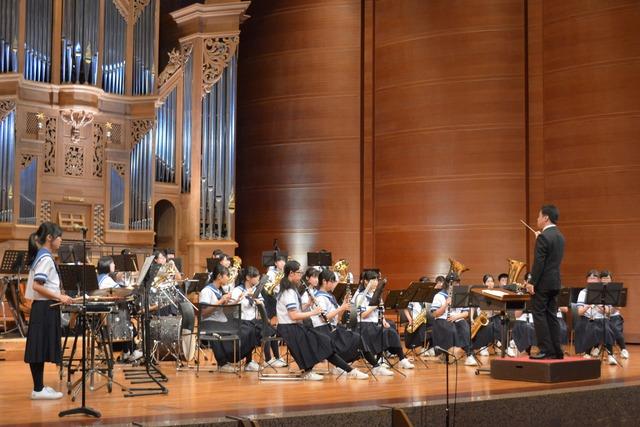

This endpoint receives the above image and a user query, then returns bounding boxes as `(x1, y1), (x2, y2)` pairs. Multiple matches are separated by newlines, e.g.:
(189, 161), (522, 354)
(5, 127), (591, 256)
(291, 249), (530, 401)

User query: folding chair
(196, 303), (242, 378)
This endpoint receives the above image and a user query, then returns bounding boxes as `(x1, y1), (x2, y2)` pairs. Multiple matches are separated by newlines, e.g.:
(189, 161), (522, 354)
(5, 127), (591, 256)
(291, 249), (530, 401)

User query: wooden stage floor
(0, 343), (638, 426)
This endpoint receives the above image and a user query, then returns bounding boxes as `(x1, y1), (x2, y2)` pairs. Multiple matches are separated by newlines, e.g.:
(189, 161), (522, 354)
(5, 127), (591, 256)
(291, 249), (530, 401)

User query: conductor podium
(491, 356), (601, 383)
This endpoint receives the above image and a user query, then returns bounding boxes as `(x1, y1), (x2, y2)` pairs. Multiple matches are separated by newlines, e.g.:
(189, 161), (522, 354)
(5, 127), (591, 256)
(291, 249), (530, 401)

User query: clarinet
(302, 282), (329, 324)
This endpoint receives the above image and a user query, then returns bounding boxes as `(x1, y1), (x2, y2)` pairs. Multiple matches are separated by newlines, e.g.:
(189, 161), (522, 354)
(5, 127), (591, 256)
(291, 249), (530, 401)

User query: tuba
(333, 259), (350, 283)
(507, 258), (527, 285)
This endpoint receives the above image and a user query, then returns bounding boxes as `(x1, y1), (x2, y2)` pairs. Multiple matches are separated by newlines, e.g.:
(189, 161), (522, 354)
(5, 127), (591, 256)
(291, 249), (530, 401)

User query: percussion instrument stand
(60, 227), (101, 419)
(124, 274), (168, 397)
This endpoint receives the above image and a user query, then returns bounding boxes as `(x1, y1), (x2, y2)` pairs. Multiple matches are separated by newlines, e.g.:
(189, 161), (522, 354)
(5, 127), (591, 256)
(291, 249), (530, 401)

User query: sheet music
(482, 289), (509, 298)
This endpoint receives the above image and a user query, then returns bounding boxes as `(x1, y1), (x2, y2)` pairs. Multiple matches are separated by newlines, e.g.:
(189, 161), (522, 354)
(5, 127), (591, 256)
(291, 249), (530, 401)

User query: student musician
(497, 273), (509, 288)
(575, 270), (616, 364)
(199, 264), (257, 372)
(352, 270), (415, 369)
(97, 256), (141, 361)
(314, 270), (394, 376)
(403, 277), (431, 355)
(434, 275), (446, 290)
(97, 256), (122, 289)
(430, 273), (477, 366)
(472, 274), (503, 356)
(24, 222), (74, 400)
(229, 266), (265, 372)
(260, 254), (287, 368)
(601, 270), (629, 359)
(276, 260), (369, 380)
(164, 248), (182, 281)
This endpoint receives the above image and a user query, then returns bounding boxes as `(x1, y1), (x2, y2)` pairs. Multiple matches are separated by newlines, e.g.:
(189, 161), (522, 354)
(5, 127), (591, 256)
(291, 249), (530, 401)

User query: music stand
(58, 245), (75, 264)
(192, 272), (210, 293)
(112, 254), (138, 272)
(261, 251), (288, 268)
(58, 265), (99, 296)
(384, 290), (403, 310)
(0, 250), (29, 336)
(307, 251), (332, 267)
(586, 282), (624, 366)
(331, 282), (348, 304)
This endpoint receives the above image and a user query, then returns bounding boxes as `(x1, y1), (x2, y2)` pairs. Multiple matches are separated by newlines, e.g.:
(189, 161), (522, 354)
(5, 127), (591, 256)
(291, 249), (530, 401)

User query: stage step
(490, 356), (601, 383)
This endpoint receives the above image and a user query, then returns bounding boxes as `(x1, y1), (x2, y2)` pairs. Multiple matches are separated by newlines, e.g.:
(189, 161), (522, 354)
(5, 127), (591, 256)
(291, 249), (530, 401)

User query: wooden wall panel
(542, 0), (640, 340)
(373, 0), (526, 287)
(236, 0), (362, 270)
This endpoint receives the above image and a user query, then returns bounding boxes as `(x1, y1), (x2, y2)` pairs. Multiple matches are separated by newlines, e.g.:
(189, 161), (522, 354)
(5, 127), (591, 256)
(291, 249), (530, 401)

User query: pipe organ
(0, 0), (250, 273)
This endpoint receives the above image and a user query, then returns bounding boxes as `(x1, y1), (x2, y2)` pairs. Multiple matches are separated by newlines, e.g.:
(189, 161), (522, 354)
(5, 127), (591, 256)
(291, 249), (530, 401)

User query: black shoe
(553, 354), (564, 360)
(529, 353), (550, 360)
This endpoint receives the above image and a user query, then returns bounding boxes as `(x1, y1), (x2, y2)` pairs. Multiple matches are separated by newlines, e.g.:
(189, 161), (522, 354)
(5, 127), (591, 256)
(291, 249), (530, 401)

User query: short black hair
(435, 275), (446, 284)
(540, 204), (559, 224)
(165, 248), (175, 256)
(586, 269), (600, 279)
(97, 256), (114, 274)
(498, 273), (509, 281)
(482, 274), (494, 284)
(599, 270), (612, 279)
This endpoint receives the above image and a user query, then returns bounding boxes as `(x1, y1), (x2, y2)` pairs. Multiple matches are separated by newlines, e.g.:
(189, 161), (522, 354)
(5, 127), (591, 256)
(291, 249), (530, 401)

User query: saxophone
(264, 270), (284, 296)
(471, 310), (490, 339)
(406, 306), (428, 334)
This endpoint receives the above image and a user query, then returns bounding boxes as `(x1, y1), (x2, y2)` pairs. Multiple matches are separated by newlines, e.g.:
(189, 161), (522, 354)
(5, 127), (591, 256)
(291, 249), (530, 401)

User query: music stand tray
(0, 250), (29, 275)
(586, 282), (623, 306)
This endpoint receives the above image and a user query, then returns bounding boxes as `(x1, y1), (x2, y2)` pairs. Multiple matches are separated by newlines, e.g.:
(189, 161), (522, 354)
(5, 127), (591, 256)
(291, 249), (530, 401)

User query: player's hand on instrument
(311, 306), (323, 316)
(525, 283), (535, 294)
(341, 300), (350, 310)
(446, 314), (457, 322)
(221, 293), (232, 303)
(446, 297), (452, 306)
(383, 319), (390, 328)
(534, 231), (541, 238)
(59, 294), (74, 305)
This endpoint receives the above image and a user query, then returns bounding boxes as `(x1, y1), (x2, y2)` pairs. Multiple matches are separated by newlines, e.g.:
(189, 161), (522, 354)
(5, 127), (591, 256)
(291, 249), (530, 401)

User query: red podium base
(490, 356), (601, 383)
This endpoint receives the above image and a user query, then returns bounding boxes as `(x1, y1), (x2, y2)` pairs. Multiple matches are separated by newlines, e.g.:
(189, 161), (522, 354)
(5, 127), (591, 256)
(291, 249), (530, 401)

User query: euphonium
(447, 257), (469, 279)
(264, 270), (284, 296)
(153, 259), (179, 286)
(471, 310), (490, 339)
(406, 307), (428, 334)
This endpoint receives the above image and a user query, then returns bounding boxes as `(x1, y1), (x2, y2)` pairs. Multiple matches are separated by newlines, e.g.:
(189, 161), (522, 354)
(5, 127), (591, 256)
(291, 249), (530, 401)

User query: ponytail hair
(27, 221), (63, 266)
(209, 263), (229, 283)
(278, 260), (301, 294)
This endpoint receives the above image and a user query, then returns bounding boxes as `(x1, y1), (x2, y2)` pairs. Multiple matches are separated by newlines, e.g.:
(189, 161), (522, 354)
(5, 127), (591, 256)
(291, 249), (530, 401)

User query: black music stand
(58, 245), (75, 264)
(307, 251), (332, 267)
(59, 228), (101, 419)
(261, 250), (288, 268)
(124, 256), (169, 397)
(586, 282), (624, 367)
(112, 254), (138, 272)
(331, 282), (348, 304)
(0, 250), (29, 336)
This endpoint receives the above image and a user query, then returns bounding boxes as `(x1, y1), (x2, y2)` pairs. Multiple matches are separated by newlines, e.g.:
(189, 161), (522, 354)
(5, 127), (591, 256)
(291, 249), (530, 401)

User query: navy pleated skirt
(24, 300), (62, 364)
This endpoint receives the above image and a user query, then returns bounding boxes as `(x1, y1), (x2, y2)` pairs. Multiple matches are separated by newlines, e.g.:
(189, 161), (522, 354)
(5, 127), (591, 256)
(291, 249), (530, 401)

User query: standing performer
(24, 222), (73, 400)
(525, 205), (565, 360)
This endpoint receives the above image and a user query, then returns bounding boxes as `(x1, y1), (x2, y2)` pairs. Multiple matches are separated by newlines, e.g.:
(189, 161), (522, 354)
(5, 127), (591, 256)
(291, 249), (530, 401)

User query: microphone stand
(59, 227), (101, 418)
(435, 346), (456, 427)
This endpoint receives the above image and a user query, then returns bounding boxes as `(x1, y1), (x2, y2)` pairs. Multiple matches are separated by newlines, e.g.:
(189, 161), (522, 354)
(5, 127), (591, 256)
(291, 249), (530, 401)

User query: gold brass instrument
(264, 270), (284, 296)
(505, 258), (527, 292)
(445, 258), (468, 319)
(471, 310), (489, 339)
(227, 255), (242, 285)
(333, 259), (350, 283)
(153, 259), (179, 287)
(406, 305), (428, 334)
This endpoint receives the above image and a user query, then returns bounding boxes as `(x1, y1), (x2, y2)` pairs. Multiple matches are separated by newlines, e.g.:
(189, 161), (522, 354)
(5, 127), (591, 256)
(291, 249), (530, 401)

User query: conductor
(525, 204), (565, 360)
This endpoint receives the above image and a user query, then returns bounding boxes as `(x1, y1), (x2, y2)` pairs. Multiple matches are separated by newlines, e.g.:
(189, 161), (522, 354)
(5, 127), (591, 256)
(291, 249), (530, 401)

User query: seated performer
(199, 264), (258, 372)
(575, 270), (616, 365)
(434, 275), (446, 290)
(497, 273), (509, 288)
(472, 274), (503, 356)
(403, 296), (430, 354)
(430, 273), (477, 366)
(97, 255), (141, 361)
(260, 254), (287, 368)
(600, 270), (629, 359)
(313, 269), (393, 376)
(276, 260), (369, 380)
(352, 270), (415, 369)
(229, 266), (265, 372)
(164, 248), (182, 281)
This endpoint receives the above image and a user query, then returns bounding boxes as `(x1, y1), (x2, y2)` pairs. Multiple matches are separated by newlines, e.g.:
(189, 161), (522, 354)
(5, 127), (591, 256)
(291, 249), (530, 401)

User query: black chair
(196, 303), (242, 377)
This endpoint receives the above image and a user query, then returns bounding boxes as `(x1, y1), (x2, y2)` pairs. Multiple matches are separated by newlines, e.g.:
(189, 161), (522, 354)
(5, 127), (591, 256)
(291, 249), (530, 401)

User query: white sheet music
(482, 289), (509, 298)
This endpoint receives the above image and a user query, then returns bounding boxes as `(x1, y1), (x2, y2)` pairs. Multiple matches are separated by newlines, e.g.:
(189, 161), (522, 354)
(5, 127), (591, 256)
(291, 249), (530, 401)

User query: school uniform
(199, 284), (256, 366)
(575, 288), (614, 354)
(314, 290), (361, 363)
(352, 290), (403, 355)
(24, 248), (62, 364)
(98, 273), (120, 289)
(608, 306), (626, 349)
(404, 302), (428, 349)
(231, 284), (267, 346)
(276, 288), (333, 371)
(430, 289), (471, 354)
